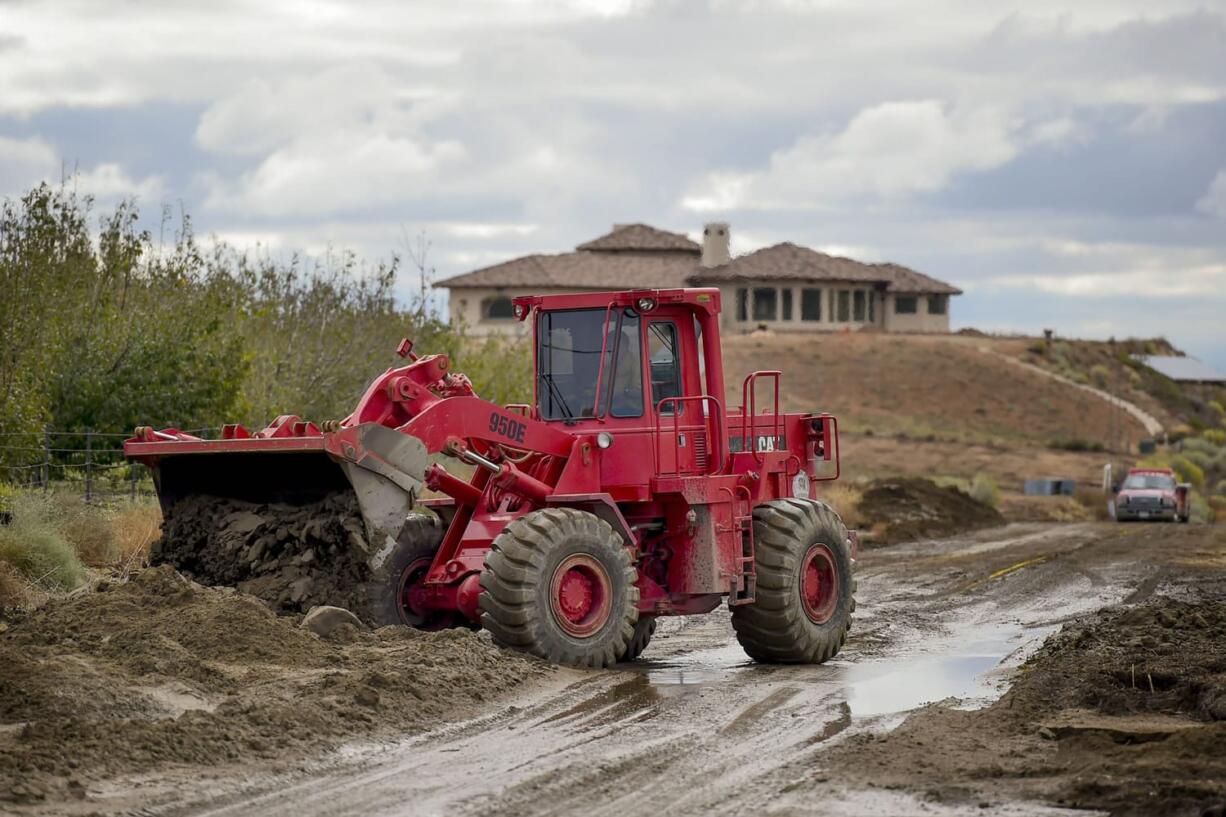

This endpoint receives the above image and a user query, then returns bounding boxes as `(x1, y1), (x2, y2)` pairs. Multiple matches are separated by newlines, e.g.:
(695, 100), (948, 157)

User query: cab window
(536, 307), (643, 420)
(647, 321), (682, 415)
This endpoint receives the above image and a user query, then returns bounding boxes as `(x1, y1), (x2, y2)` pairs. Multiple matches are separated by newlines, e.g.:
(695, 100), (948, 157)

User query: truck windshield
(1122, 474), (1176, 490)
(537, 308), (642, 420)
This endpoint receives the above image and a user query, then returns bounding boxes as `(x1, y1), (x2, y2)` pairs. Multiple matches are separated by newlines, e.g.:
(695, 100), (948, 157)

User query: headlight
(596, 431), (614, 449)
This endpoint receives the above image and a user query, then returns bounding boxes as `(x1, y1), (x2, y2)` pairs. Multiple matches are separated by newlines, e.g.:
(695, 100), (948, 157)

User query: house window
(736, 288), (748, 322)
(853, 290), (866, 322)
(801, 288), (822, 321)
(483, 295), (515, 319)
(837, 290), (850, 322)
(895, 295), (918, 314)
(928, 295), (947, 315)
(781, 289), (793, 321)
(752, 287), (777, 321)
(868, 293), (875, 323)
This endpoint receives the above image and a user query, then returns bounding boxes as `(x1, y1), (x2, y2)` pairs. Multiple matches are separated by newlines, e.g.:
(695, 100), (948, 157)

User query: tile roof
(688, 243), (962, 294)
(574, 223), (701, 254)
(437, 252), (697, 290)
(437, 231), (960, 295)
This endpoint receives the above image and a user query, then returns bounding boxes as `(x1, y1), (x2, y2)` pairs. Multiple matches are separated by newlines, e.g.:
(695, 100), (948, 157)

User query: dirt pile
(821, 587), (1226, 816)
(155, 492), (374, 616)
(0, 565), (547, 807)
(856, 477), (1004, 544)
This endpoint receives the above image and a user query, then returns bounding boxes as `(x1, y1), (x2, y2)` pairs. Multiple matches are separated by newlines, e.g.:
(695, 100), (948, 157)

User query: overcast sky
(1, 0), (1224, 367)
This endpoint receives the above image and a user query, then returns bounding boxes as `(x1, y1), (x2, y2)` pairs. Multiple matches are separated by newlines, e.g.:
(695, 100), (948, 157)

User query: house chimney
(701, 222), (730, 267)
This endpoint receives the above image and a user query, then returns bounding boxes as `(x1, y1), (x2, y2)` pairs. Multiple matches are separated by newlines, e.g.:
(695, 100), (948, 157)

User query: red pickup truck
(1114, 467), (1190, 523)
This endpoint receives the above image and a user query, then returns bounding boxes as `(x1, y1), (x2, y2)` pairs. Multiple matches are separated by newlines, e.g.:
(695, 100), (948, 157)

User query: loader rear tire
(731, 499), (854, 664)
(480, 508), (638, 668)
(367, 513), (449, 628)
(618, 616), (657, 663)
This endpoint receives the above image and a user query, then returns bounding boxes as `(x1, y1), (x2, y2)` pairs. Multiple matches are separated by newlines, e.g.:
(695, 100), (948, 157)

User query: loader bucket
(125, 423), (429, 620)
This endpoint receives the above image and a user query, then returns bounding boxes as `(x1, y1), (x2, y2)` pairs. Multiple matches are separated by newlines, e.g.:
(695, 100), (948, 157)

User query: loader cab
(516, 289), (728, 481)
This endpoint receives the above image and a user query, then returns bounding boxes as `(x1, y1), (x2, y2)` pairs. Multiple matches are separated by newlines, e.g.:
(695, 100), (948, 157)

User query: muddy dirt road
(56, 520), (1220, 817)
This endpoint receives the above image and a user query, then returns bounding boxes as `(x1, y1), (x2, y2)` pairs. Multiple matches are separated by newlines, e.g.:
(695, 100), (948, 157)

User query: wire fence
(1, 428), (218, 503)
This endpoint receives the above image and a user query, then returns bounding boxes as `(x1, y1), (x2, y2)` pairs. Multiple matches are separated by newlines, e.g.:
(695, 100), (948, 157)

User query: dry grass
(0, 491), (162, 606)
(108, 502), (161, 572)
(819, 482), (865, 529)
(0, 561), (36, 609)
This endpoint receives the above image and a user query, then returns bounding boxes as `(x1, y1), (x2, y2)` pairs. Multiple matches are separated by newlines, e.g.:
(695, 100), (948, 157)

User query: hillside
(722, 332), (1152, 448)
(721, 332), (1172, 500)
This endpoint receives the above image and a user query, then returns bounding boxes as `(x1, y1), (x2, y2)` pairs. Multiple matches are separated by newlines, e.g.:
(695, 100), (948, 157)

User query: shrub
(1073, 488), (1113, 521)
(1170, 454), (1205, 488)
(821, 483), (864, 529)
(1201, 429), (1226, 446)
(34, 492), (118, 567)
(1189, 493), (1214, 524)
(0, 492), (85, 591)
(109, 501), (161, 569)
(1182, 436), (1220, 454)
(1182, 449), (1214, 470)
(969, 473), (1001, 508)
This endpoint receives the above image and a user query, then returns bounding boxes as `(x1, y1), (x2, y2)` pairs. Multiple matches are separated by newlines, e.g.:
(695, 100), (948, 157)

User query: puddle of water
(845, 652), (1002, 716)
(843, 630), (1040, 717)
(640, 641), (749, 690)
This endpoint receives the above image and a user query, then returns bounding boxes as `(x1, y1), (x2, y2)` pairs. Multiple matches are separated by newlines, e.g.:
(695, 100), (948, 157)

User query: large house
(436, 223), (960, 335)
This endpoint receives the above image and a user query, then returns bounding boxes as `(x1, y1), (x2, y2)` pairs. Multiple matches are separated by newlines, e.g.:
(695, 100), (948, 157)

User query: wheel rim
(800, 543), (839, 624)
(549, 554), (612, 638)
(398, 556), (452, 630)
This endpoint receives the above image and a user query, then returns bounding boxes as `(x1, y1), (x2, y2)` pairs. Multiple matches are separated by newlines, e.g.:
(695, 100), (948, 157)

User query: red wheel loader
(125, 288), (856, 667)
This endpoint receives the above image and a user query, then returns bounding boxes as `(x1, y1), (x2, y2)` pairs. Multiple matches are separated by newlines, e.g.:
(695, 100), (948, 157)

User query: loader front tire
(732, 499), (855, 664)
(480, 508), (639, 668)
(367, 513), (450, 628)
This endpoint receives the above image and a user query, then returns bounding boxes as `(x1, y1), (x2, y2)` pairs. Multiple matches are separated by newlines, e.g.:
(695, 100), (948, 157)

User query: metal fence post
(130, 462), (138, 502)
(85, 428), (93, 503)
(43, 428), (51, 492)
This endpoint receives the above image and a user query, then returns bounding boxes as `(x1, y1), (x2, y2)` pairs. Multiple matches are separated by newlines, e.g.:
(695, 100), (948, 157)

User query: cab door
(645, 310), (707, 475)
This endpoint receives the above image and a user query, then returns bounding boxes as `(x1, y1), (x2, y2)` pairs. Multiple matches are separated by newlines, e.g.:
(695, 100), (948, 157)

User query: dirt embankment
(820, 584), (1226, 816)
(850, 477), (1005, 545)
(0, 565), (547, 807)
(721, 332), (1151, 447)
(155, 492), (376, 617)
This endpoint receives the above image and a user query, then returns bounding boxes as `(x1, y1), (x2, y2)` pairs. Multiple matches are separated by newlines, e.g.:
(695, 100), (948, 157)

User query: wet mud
(4, 521), (1225, 816)
(819, 584), (1226, 817)
(0, 566), (545, 807)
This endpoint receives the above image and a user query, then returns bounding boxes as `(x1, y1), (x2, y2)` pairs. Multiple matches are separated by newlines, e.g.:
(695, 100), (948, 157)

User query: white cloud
(683, 101), (1019, 211)
(0, 135), (58, 193)
(1027, 117), (1093, 149)
(198, 64), (466, 217)
(439, 222), (540, 239)
(72, 163), (163, 201)
(1195, 170), (1226, 219)
(0, 135), (161, 202)
(987, 264), (1226, 298)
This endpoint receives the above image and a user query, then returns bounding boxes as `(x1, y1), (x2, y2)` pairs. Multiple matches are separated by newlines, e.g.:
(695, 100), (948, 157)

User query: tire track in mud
(135, 522), (1162, 817)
